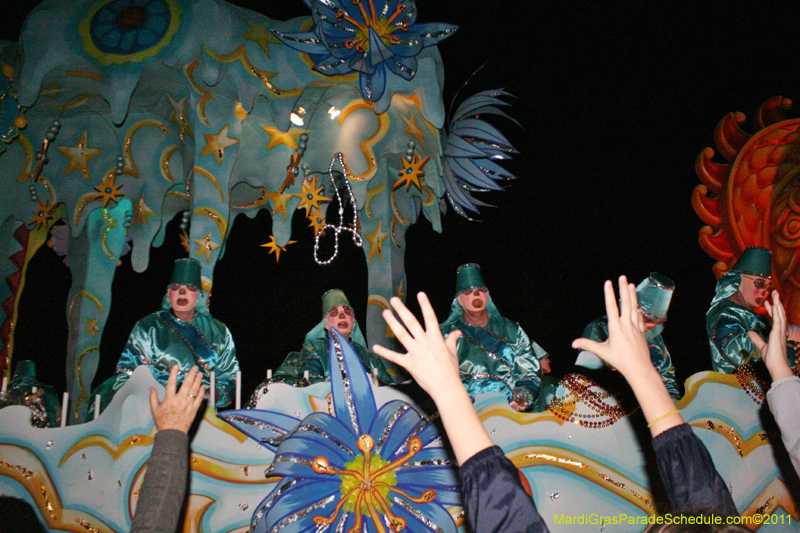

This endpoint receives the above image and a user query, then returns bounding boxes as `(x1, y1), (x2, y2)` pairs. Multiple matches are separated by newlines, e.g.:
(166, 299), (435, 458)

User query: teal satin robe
(270, 338), (391, 386)
(707, 271), (797, 374)
(579, 316), (680, 399)
(440, 297), (544, 410)
(95, 309), (239, 409)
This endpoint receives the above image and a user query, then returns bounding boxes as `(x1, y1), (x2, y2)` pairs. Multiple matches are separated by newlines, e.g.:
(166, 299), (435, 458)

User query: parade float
(0, 0), (799, 531)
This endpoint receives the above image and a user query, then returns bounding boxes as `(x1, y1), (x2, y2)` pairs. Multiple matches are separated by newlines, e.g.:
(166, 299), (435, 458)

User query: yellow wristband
(647, 409), (681, 428)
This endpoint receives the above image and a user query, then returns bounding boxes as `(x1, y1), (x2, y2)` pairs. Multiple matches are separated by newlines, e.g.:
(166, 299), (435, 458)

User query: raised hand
(149, 365), (206, 433)
(372, 292), (463, 404)
(749, 291), (793, 381)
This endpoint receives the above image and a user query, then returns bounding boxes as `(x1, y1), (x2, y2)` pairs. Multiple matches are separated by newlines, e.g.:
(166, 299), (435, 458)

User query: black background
(4, 2), (800, 399)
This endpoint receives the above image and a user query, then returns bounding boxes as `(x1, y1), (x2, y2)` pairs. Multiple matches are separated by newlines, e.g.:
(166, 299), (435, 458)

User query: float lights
(290, 107), (306, 126)
(328, 106), (340, 119)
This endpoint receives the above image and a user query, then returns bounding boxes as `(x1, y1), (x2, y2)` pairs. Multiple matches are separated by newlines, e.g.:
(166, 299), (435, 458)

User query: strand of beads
(734, 364), (766, 405)
(313, 152), (363, 265)
(547, 373), (636, 428)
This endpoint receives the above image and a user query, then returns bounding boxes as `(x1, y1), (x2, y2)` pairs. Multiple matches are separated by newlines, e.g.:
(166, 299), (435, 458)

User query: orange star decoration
(58, 130), (102, 181)
(296, 176), (330, 213)
(364, 220), (388, 263)
(267, 190), (294, 219)
(194, 231), (221, 261)
(201, 124), (240, 166)
(30, 199), (58, 229)
(307, 208), (327, 236)
(132, 194), (157, 226)
(85, 317), (101, 337)
(260, 235), (296, 263)
(180, 229), (191, 253)
(393, 153), (430, 191)
(93, 174), (125, 207)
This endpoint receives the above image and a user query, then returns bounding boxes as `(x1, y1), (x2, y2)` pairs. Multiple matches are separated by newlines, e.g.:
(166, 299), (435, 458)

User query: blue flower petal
(218, 409), (300, 450)
(329, 329), (377, 436)
(271, 29), (329, 55)
(264, 479), (343, 533)
(447, 157), (505, 191)
(443, 134), (491, 158)
(411, 22), (459, 47)
(386, 55), (417, 80)
(370, 401), (428, 459)
(358, 66), (387, 102)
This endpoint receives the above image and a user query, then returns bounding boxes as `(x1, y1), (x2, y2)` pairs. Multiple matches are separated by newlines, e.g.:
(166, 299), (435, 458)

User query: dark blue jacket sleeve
(460, 446), (550, 533)
(652, 423), (738, 516)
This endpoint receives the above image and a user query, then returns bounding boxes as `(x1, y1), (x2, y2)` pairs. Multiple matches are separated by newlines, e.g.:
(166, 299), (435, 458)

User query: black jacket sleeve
(652, 423), (738, 516)
(130, 429), (190, 533)
(460, 446), (550, 533)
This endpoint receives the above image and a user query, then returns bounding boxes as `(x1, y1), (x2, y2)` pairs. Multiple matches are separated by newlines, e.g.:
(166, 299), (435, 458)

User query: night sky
(3, 2), (800, 400)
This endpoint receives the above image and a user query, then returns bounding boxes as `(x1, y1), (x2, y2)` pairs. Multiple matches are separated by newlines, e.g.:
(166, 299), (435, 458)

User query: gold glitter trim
(122, 120), (169, 178)
(203, 44), (300, 98)
(166, 190), (190, 201)
(75, 345), (100, 422)
(47, 95), (101, 110)
(60, 432), (153, 467)
(336, 100), (388, 181)
(690, 418), (768, 458)
(390, 216), (401, 249)
(192, 166), (224, 202)
(160, 145), (178, 183)
(0, 443), (114, 532)
(14, 134), (35, 182)
(367, 294), (394, 338)
(231, 186), (269, 209)
(73, 192), (100, 225)
(391, 188), (409, 225)
(739, 478), (798, 521)
(365, 183), (386, 220)
(509, 446), (654, 512)
(194, 206), (228, 239)
(65, 70), (103, 83)
(67, 290), (104, 331)
(185, 61), (214, 127)
(99, 208), (118, 259)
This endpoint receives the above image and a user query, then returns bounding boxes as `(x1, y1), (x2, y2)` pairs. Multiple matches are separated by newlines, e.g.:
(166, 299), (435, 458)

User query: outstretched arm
(374, 293), (549, 533)
(754, 292), (800, 475)
(373, 293), (492, 465)
(572, 277), (682, 437)
(573, 277), (737, 516)
(131, 366), (205, 533)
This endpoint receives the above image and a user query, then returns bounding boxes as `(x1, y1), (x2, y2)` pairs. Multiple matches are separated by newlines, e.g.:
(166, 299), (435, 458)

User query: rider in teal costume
(439, 264), (545, 412)
(707, 246), (798, 374)
(94, 258), (240, 410)
(576, 273), (680, 399)
(250, 289), (391, 402)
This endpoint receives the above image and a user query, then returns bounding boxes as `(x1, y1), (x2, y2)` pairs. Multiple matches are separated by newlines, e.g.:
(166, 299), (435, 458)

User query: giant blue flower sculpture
(220, 329), (460, 533)
(272, 0), (457, 103)
(442, 89), (519, 219)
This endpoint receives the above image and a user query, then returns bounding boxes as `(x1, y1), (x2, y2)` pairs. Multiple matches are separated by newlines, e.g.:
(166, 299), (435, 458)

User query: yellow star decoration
(307, 208), (327, 236)
(85, 317), (101, 337)
(168, 95), (193, 142)
(58, 130), (102, 181)
(243, 20), (281, 57)
(30, 199), (58, 229)
(260, 235), (296, 263)
(268, 191), (294, 219)
(261, 126), (311, 150)
(132, 194), (157, 226)
(296, 176), (330, 213)
(201, 124), (240, 166)
(393, 153), (430, 191)
(194, 231), (221, 261)
(364, 220), (389, 263)
(400, 113), (426, 150)
(93, 174), (125, 207)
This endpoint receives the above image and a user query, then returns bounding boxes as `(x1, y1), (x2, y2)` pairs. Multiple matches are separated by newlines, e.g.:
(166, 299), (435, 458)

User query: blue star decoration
(220, 329), (460, 533)
(272, 0), (457, 103)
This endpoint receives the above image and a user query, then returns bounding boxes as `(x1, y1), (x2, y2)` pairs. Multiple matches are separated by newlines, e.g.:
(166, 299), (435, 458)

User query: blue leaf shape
(443, 134), (490, 158)
(329, 328), (377, 436)
(447, 157), (505, 190)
